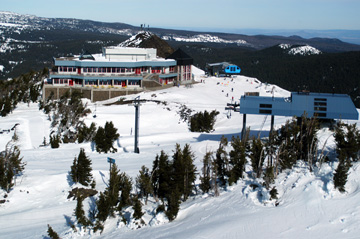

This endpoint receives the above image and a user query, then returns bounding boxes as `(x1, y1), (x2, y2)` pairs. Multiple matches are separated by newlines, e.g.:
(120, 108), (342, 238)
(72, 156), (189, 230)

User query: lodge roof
(166, 48), (193, 65)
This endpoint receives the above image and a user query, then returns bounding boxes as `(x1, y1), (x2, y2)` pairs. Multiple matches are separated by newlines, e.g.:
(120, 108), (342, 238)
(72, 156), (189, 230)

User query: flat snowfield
(1, 72), (360, 239)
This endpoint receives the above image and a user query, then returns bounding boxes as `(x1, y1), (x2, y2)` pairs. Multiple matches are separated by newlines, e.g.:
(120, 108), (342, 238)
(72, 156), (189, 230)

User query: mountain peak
(119, 31), (174, 58)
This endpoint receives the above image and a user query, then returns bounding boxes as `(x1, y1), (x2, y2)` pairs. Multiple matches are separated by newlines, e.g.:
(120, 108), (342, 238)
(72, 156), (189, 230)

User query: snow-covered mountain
(1, 11), (358, 51)
(162, 34), (248, 46)
(1, 70), (360, 239)
(279, 44), (322, 55)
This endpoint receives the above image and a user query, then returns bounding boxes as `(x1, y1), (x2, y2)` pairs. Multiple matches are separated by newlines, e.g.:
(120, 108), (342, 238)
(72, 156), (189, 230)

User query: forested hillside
(178, 44), (360, 107)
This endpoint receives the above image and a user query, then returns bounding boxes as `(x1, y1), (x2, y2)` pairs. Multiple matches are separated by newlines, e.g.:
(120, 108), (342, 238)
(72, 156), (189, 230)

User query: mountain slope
(1, 71), (360, 238)
(1, 11), (360, 81)
(119, 31), (174, 58)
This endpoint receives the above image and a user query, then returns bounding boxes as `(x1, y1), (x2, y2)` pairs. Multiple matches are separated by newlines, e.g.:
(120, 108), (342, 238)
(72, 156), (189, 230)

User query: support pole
(241, 114), (247, 140)
(134, 96), (140, 154)
(270, 115), (275, 136)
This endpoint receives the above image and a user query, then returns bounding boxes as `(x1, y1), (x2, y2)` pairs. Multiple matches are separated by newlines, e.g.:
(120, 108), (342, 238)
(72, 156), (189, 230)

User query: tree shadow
(99, 171), (108, 187)
(64, 214), (75, 228)
(91, 141), (95, 152)
(117, 138), (121, 148)
(67, 171), (75, 187)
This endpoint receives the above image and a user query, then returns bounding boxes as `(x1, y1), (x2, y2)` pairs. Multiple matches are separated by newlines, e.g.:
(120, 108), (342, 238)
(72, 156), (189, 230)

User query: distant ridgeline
(1, 11), (360, 107)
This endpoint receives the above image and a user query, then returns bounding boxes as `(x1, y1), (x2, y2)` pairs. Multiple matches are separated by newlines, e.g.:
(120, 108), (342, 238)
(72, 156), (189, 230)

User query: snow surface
(1, 71), (360, 239)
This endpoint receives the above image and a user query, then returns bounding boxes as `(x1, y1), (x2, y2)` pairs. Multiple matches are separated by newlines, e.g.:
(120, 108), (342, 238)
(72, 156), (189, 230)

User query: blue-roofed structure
(239, 91), (358, 139)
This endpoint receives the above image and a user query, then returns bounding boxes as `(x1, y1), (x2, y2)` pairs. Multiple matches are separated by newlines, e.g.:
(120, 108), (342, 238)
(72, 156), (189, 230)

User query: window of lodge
(99, 80), (111, 85)
(152, 67), (161, 74)
(114, 80), (122, 85)
(128, 80), (140, 85)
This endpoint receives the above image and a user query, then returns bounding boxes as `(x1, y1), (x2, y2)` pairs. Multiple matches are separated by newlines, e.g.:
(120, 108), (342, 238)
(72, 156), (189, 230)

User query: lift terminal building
(239, 91), (359, 138)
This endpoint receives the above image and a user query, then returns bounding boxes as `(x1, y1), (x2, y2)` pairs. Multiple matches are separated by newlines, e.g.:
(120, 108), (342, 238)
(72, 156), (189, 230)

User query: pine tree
(334, 122), (360, 162)
(94, 121), (119, 153)
(215, 136), (228, 186)
(263, 165), (275, 189)
(94, 126), (106, 153)
(181, 144), (196, 200)
(47, 224), (60, 239)
(104, 121), (120, 153)
(249, 137), (265, 178)
(165, 189), (181, 221)
(152, 151), (171, 200)
(132, 196), (145, 220)
(211, 158), (220, 197)
(74, 196), (90, 227)
(275, 118), (299, 169)
(70, 148), (93, 186)
(200, 151), (213, 193)
(78, 122), (97, 143)
(228, 136), (247, 185)
(136, 165), (152, 204)
(334, 157), (351, 193)
(50, 134), (60, 148)
(0, 143), (25, 192)
(118, 172), (132, 210)
(172, 144), (196, 200)
(106, 164), (121, 215)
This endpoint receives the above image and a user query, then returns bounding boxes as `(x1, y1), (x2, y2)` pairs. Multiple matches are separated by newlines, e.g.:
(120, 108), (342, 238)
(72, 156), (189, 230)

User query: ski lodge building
(44, 47), (193, 101)
(239, 91), (359, 139)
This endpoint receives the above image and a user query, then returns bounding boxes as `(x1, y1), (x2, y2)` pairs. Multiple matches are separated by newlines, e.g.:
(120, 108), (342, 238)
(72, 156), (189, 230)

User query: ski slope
(1, 69), (360, 239)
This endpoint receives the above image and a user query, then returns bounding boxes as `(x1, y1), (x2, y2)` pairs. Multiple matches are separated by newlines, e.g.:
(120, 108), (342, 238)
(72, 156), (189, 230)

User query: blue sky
(1, 0), (360, 31)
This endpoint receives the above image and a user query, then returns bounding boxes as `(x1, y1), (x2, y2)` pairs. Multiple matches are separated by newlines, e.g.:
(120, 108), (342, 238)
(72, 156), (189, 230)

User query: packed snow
(0, 70), (359, 239)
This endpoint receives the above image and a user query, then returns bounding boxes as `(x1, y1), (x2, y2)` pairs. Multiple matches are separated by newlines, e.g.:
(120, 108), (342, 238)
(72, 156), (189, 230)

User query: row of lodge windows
(59, 66), (77, 72)
(83, 67), (135, 74)
(58, 66), (176, 74)
(51, 78), (140, 86)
